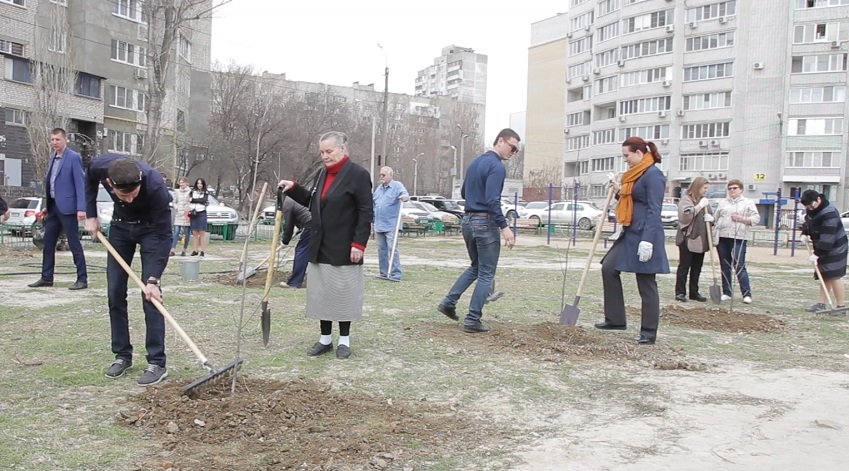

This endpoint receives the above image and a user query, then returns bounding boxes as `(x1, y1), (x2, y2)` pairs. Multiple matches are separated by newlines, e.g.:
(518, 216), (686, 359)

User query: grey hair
(380, 166), (394, 177)
(319, 131), (348, 149)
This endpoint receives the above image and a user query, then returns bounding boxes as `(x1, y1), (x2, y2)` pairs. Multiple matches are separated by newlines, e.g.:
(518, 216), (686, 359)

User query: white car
(524, 201), (603, 230)
(501, 199), (527, 220)
(841, 211), (849, 232)
(400, 201), (429, 219)
(661, 203), (679, 228)
(3, 197), (42, 236)
(409, 201), (460, 224)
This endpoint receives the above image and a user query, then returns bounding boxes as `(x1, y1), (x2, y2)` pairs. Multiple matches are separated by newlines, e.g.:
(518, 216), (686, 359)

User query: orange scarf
(615, 153), (655, 226)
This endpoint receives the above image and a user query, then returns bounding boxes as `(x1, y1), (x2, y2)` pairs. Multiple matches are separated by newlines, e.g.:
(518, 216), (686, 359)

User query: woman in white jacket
(171, 177), (192, 256)
(189, 178), (209, 257)
(713, 178), (760, 303)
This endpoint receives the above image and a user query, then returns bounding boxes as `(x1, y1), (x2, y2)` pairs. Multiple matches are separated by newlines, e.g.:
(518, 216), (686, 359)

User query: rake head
(182, 359), (243, 399)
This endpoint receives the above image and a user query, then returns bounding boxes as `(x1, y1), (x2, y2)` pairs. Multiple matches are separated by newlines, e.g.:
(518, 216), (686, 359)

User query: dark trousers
(41, 201), (87, 283)
(717, 237), (751, 297)
(675, 245), (705, 297)
(601, 241), (660, 340)
(107, 222), (166, 367)
(287, 227), (311, 287)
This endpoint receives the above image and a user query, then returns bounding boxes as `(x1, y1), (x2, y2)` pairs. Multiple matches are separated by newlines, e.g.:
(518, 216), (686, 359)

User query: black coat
(286, 159), (373, 266)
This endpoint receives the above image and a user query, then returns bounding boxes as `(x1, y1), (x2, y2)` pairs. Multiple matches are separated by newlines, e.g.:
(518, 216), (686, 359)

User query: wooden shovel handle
(575, 186), (616, 298)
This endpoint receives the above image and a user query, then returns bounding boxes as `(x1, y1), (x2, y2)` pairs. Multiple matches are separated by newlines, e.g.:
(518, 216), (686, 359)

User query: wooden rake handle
(95, 231), (211, 369)
(803, 237), (834, 308)
(575, 186), (616, 298)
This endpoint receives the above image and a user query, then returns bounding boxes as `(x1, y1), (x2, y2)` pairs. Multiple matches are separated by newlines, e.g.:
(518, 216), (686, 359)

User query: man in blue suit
(28, 128), (88, 290)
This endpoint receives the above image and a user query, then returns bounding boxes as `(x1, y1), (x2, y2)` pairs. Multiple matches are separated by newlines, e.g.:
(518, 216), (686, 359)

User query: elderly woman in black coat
(800, 190), (848, 312)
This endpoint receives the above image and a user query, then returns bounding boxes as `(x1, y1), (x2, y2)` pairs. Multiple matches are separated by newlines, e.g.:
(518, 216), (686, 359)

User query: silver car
(205, 195), (240, 240)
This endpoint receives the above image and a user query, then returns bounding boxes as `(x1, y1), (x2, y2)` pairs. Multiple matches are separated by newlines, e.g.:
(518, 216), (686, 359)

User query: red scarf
(320, 156), (348, 199)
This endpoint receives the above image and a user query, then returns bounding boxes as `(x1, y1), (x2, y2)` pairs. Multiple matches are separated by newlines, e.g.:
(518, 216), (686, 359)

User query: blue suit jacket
(44, 147), (86, 215)
(611, 165), (671, 274)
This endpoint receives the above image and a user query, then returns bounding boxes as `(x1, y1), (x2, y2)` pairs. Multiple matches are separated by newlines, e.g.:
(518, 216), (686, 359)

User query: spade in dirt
(705, 219), (722, 304)
(260, 188), (285, 346)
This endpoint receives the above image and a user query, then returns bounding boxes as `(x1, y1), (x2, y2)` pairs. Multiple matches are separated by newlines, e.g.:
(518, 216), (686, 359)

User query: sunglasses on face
(727, 186), (741, 190)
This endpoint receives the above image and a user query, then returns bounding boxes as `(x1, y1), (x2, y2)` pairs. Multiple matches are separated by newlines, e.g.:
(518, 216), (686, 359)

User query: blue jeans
(442, 214), (501, 324)
(717, 237), (751, 297)
(287, 227), (311, 287)
(172, 225), (191, 250)
(107, 222), (166, 367)
(41, 201), (87, 283)
(376, 230), (402, 280)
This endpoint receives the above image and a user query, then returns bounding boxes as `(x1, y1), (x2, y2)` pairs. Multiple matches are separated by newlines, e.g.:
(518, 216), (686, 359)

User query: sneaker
(805, 303), (826, 313)
(105, 358), (132, 378)
(199, 251), (205, 258)
(137, 364), (168, 386)
(180, 251), (186, 257)
(742, 296), (752, 304)
(190, 251), (199, 257)
(721, 294), (732, 301)
(437, 303), (459, 321)
(463, 321), (491, 333)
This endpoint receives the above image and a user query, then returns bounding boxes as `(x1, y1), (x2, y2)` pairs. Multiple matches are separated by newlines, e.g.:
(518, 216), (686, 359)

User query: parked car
(418, 197), (464, 217)
(4, 197), (42, 236)
(501, 199), (527, 220)
(661, 203), (679, 228)
(523, 201), (548, 211)
(205, 194), (240, 240)
(409, 201), (460, 224)
(524, 201), (603, 229)
(400, 201), (429, 219)
(841, 210), (849, 232)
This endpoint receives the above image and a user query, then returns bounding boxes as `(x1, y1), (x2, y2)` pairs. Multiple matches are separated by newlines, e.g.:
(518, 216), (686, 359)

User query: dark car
(419, 198), (464, 217)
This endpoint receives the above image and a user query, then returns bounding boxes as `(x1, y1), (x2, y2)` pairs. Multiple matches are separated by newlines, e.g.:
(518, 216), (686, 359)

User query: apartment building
(415, 45), (488, 106)
(542, 0), (849, 223)
(0, 0), (211, 190)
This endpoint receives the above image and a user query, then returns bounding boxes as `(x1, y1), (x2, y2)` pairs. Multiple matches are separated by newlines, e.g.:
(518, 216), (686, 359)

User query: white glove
(800, 235), (809, 244)
(608, 228), (622, 241)
(638, 241), (653, 262)
(696, 198), (709, 210)
(703, 214), (715, 223)
(809, 254), (818, 264)
(607, 172), (620, 192)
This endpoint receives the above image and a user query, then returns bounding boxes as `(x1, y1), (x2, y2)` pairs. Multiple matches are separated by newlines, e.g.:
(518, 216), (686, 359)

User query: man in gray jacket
(280, 196), (312, 288)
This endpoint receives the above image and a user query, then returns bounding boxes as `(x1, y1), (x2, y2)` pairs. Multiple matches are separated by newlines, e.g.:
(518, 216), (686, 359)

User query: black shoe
(105, 358), (133, 378)
(636, 335), (656, 345)
(689, 294), (707, 302)
(69, 281), (88, 290)
(675, 293), (688, 302)
(594, 321), (627, 331)
(27, 278), (53, 288)
(306, 342), (333, 356)
(137, 364), (168, 386)
(437, 303), (459, 321)
(180, 251), (186, 257)
(200, 251), (205, 258)
(190, 251), (199, 256)
(169, 251), (176, 256)
(336, 345), (351, 359)
(463, 321), (491, 333)
(805, 303), (826, 313)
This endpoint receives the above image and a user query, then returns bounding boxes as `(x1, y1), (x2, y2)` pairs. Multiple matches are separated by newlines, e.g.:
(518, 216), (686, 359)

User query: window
(111, 39), (147, 67)
(683, 62), (734, 81)
(796, 0), (849, 8)
(49, 28), (66, 53)
(177, 71), (191, 96)
(109, 85), (145, 111)
(113, 0), (145, 23)
(618, 95), (671, 115)
(620, 38), (674, 60)
(619, 125), (669, 141)
(570, 36), (593, 55)
(622, 9), (673, 34)
(683, 91), (733, 110)
(596, 48), (619, 68)
(567, 111), (587, 127)
(567, 135), (591, 151)
(568, 61), (592, 79)
(794, 22), (849, 43)
(571, 0), (590, 6)
(0, 0), (26, 6)
(7, 57), (32, 83)
(0, 39), (25, 56)
(51, 0), (67, 5)
(109, 131), (143, 155)
(791, 54), (848, 73)
(686, 1), (737, 23)
(682, 122), (731, 139)
(5, 108), (25, 125)
(623, 0), (651, 4)
(597, 22), (619, 43)
(790, 86), (846, 103)
(596, 75), (618, 94)
(598, 0), (619, 17)
(592, 157), (615, 172)
(786, 151), (839, 167)
(788, 118), (843, 135)
(178, 34), (192, 62)
(620, 67), (670, 87)
(176, 109), (186, 131)
(593, 128), (617, 145)
(686, 32), (735, 52)
(679, 152), (729, 171)
(77, 73), (101, 98)
(571, 11), (594, 31)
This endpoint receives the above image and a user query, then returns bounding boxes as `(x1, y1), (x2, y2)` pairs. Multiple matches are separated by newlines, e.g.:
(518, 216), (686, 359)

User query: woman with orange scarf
(595, 137), (670, 344)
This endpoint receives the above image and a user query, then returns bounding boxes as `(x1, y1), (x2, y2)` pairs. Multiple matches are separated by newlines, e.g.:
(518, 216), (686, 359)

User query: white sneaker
(743, 296), (752, 304)
(721, 294), (732, 301)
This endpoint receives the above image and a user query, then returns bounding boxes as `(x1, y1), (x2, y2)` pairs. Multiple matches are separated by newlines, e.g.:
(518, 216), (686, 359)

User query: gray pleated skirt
(305, 262), (364, 321)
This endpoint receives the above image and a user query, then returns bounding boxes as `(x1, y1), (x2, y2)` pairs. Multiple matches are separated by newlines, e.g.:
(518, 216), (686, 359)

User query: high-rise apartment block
(415, 45), (488, 106)
(525, 0), (849, 222)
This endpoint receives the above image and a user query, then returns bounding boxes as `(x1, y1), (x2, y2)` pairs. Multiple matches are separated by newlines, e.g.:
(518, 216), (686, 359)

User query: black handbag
(189, 209), (198, 218)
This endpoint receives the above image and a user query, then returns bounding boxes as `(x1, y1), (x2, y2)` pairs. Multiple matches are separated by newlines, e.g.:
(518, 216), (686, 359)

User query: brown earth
(120, 377), (503, 471)
(213, 269), (289, 288)
(424, 322), (707, 371)
(627, 304), (786, 333)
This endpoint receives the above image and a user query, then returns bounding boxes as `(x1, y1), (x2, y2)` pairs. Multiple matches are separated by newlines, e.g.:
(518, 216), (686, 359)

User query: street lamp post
(377, 43), (389, 168)
(414, 152), (424, 196)
(450, 145), (458, 199)
(457, 124), (469, 181)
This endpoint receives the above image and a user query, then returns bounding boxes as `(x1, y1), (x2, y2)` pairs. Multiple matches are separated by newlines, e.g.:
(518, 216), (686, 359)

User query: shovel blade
(236, 268), (257, 282)
(560, 304), (581, 326)
(261, 303), (271, 347)
(709, 284), (722, 304)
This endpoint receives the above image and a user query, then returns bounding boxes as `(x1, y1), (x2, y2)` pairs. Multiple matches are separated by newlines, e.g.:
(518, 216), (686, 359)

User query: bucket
(180, 259), (200, 281)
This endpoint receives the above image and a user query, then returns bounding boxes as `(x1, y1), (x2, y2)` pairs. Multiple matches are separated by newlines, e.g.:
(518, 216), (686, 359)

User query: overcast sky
(210, 1), (565, 143)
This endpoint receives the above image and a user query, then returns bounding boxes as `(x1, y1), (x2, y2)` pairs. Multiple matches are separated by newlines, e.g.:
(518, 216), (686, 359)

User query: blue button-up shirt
(462, 151), (508, 229)
(372, 180), (409, 232)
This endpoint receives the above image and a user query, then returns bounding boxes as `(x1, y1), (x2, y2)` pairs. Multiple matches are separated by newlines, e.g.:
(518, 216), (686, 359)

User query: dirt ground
(213, 269), (290, 288)
(121, 377), (503, 471)
(627, 304), (786, 333)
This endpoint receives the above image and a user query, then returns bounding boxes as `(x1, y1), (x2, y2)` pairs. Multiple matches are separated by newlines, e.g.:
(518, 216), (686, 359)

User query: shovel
(260, 189), (285, 346)
(705, 221), (722, 304)
(560, 186), (615, 326)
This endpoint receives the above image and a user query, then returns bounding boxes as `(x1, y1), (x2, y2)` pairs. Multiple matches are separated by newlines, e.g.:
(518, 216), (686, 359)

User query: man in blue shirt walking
(372, 166), (409, 281)
(437, 129), (520, 333)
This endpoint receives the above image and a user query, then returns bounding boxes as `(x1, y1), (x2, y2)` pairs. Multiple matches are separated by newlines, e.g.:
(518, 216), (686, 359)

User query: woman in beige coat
(675, 177), (713, 302)
(170, 177), (192, 256)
